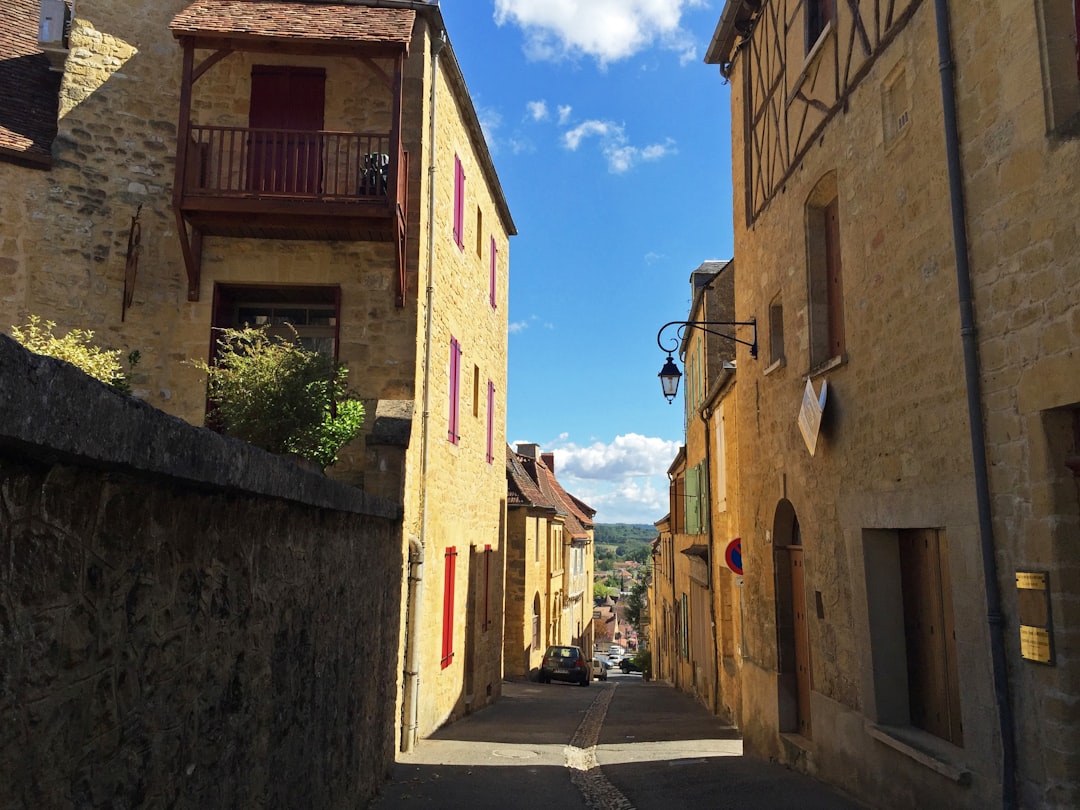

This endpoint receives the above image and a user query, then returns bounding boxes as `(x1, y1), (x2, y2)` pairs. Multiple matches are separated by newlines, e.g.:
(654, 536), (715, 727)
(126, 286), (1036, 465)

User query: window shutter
(489, 237), (497, 309)
(441, 546), (457, 668)
(485, 379), (495, 463)
(453, 155), (465, 249)
(685, 466), (700, 535)
(448, 337), (461, 443)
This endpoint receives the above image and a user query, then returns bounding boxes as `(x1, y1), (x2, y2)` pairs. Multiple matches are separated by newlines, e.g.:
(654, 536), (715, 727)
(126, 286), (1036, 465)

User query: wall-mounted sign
(798, 377), (828, 456)
(1016, 571), (1054, 665)
(725, 537), (743, 576)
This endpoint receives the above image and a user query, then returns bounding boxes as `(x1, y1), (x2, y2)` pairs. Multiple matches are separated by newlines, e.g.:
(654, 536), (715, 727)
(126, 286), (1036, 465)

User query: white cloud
(493, 0), (706, 66)
(557, 105), (573, 124)
(509, 320), (529, 334)
(562, 120), (677, 173)
(475, 103), (503, 153)
(508, 432), (679, 524)
(526, 99), (549, 121)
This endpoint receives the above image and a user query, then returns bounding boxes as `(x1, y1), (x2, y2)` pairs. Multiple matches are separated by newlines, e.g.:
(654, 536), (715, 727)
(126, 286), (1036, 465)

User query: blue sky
(439, 1), (735, 525)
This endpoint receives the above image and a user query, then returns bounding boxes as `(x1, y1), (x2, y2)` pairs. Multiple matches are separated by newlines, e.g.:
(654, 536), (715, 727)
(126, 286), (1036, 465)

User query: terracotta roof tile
(0, 0), (62, 164)
(170, 1), (415, 46)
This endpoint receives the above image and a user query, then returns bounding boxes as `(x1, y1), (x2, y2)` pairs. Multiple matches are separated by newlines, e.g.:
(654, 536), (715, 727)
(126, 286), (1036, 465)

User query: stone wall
(0, 335), (404, 808)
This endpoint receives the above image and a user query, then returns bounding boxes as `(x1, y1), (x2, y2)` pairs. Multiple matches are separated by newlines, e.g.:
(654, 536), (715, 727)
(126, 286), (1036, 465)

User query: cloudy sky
(440, 1), (735, 524)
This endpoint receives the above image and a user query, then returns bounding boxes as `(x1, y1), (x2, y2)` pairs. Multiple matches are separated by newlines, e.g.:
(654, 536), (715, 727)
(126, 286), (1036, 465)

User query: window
(864, 528), (963, 745)
(476, 207), (483, 256)
(212, 285), (340, 357)
(473, 364), (480, 418)
(441, 546), (458, 669)
(489, 236), (498, 310)
(486, 379), (495, 464)
(806, 0), (833, 53)
(806, 173), (845, 368)
(448, 337), (462, 444)
(679, 593), (689, 658)
(1036, 0), (1080, 134)
(453, 154), (465, 249)
(768, 295), (785, 366)
(882, 64), (911, 148)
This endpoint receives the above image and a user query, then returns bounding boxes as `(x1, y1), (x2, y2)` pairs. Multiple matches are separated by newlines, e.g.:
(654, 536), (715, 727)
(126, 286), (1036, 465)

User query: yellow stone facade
(0, 1), (514, 753)
(706, 0), (1080, 807)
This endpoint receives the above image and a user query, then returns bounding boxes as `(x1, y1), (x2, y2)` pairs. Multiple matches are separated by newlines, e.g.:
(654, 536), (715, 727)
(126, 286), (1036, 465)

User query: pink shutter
(489, 237), (497, 309)
(448, 337), (461, 443)
(441, 547), (457, 668)
(486, 379), (495, 463)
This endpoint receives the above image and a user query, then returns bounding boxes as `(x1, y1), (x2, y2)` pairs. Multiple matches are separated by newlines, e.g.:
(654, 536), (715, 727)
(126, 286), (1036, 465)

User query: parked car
(539, 645), (591, 686)
(591, 657), (609, 681)
(620, 656), (643, 674)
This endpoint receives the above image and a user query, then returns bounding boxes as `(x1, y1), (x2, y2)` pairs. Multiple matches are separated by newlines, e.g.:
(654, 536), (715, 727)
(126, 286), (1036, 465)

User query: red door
(247, 66), (325, 194)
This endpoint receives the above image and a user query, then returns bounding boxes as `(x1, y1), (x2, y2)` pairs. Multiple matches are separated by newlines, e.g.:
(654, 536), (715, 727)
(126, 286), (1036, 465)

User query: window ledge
(763, 356), (786, 376)
(808, 354), (845, 379)
(866, 724), (971, 785)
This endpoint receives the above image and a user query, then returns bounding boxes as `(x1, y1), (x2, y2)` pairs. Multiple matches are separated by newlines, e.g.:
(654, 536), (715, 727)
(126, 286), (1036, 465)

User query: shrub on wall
(194, 326), (365, 468)
(11, 315), (134, 394)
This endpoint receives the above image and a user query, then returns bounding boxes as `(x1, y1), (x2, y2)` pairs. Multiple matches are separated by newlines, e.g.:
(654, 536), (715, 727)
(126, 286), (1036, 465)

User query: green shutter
(685, 465), (700, 534)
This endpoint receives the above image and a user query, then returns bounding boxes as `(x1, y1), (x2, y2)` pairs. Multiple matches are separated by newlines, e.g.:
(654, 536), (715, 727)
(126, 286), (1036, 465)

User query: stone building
(0, 0), (515, 753)
(704, 0), (1080, 808)
(504, 443), (595, 677)
(650, 260), (744, 724)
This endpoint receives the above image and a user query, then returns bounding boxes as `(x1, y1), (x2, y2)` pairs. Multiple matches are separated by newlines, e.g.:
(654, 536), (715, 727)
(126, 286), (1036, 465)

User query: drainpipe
(933, 2), (1016, 806)
(401, 22), (446, 755)
(699, 402), (722, 716)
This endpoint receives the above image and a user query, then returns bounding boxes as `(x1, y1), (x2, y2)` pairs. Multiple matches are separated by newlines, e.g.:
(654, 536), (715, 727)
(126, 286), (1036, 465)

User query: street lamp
(655, 319), (758, 403)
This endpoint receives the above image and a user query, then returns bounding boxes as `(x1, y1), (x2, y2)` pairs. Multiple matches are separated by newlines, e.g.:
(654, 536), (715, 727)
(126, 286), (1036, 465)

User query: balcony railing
(182, 125), (395, 202)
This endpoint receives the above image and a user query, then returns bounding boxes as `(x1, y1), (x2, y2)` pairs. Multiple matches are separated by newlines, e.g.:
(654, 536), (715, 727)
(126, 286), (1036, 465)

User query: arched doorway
(774, 499), (811, 738)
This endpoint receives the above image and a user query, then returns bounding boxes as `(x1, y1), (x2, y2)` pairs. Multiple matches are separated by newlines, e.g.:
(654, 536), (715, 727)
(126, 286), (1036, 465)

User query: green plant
(11, 315), (133, 393)
(193, 326), (365, 468)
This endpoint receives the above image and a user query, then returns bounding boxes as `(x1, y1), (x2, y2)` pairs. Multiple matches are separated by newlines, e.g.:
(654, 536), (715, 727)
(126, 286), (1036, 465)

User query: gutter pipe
(933, 1), (1016, 805)
(401, 21), (446, 755)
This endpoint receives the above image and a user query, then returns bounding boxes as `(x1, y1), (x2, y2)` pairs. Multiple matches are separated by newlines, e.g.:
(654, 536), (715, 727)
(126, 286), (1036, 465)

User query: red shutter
(486, 380), (495, 463)
(489, 237), (497, 309)
(448, 337), (461, 444)
(441, 546), (457, 668)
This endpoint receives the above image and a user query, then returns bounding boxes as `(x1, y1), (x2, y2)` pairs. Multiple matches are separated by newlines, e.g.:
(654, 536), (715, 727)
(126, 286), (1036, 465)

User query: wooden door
(790, 547), (813, 738)
(247, 66), (325, 194)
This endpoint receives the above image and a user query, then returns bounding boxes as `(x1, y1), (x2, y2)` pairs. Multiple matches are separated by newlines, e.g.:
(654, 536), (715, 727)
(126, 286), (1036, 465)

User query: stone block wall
(0, 335), (403, 808)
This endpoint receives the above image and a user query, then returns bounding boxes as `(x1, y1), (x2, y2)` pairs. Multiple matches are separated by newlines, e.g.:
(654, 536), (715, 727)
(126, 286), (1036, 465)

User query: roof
(0, 0), (63, 166)
(170, 1), (416, 48)
(506, 446), (594, 539)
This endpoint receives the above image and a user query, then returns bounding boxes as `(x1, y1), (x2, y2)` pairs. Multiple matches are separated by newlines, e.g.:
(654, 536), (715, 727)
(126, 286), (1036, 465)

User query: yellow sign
(1016, 571), (1047, 590)
(1020, 625), (1052, 664)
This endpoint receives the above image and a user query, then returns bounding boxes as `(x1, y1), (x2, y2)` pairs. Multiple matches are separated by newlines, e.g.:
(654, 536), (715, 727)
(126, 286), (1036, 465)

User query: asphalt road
(369, 672), (867, 809)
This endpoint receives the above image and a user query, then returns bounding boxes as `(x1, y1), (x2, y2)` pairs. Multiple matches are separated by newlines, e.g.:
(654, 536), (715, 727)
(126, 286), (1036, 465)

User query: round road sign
(725, 537), (743, 575)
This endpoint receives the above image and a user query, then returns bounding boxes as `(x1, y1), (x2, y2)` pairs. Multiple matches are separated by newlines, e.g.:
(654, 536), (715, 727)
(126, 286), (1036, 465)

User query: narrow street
(370, 673), (866, 809)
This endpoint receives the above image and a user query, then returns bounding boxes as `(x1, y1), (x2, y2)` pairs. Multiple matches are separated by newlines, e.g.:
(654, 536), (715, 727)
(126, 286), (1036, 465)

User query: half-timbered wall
(741, 0), (923, 224)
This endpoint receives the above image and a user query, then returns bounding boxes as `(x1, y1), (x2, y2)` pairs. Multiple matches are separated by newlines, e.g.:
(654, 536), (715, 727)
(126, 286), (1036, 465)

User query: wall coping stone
(0, 334), (402, 519)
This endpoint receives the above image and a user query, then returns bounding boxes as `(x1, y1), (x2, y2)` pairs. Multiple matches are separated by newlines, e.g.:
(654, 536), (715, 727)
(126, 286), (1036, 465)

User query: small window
(806, 173), (845, 368)
(453, 155), (466, 249)
(448, 337), (462, 444)
(1036, 0), (1080, 134)
(473, 364), (480, 418)
(768, 295), (785, 366)
(882, 64), (911, 147)
(806, 0), (833, 52)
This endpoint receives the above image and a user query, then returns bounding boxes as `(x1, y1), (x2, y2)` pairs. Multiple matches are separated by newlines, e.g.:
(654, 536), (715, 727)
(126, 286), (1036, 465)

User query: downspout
(933, 2), (1016, 806)
(699, 401), (721, 717)
(401, 23), (446, 755)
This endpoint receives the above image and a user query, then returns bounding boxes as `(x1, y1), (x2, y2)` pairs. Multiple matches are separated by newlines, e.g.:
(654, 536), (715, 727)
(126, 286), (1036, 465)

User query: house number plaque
(1016, 571), (1054, 665)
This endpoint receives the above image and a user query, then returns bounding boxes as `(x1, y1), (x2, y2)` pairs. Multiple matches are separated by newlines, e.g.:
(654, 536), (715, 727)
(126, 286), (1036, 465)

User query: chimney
(541, 452), (555, 473)
(516, 443), (539, 459)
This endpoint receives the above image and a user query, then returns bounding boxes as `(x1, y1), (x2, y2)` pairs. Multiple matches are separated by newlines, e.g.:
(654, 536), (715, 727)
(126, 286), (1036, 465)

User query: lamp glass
(659, 356), (681, 402)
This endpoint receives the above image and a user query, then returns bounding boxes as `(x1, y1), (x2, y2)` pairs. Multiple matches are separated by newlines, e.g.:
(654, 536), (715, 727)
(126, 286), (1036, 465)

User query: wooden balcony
(174, 124), (408, 303)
